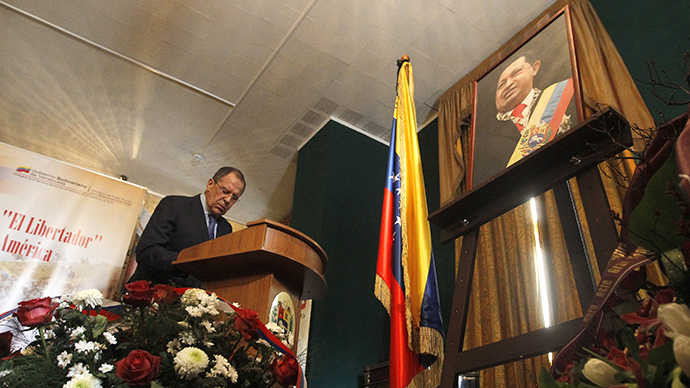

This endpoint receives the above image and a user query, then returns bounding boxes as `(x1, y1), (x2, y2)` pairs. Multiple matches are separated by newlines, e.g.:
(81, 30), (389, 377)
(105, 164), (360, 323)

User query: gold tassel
(374, 275), (391, 315)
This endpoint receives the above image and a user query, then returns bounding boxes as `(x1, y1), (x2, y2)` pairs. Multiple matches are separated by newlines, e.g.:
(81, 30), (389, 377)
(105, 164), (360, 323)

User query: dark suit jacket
(129, 194), (233, 287)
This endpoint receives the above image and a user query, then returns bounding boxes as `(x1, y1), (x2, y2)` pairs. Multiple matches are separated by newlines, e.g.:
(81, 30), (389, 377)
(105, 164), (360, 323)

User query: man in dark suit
(129, 167), (246, 287)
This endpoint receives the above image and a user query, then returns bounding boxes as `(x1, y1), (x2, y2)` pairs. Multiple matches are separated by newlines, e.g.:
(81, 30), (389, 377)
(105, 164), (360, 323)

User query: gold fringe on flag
(374, 274), (392, 315)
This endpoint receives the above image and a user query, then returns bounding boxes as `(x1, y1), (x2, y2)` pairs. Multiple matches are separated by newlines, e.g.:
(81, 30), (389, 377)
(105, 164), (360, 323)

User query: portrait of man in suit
(469, 14), (579, 189)
(128, 166), (245, 288)
(494, 51), (575, 166)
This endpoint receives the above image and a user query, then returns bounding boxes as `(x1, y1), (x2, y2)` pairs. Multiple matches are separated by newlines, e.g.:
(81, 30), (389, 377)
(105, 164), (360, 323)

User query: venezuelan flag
(375, 58), (444, 388)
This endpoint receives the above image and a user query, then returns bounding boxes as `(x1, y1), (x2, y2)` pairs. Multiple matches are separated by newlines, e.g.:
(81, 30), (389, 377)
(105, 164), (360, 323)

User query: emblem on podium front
(269, 292), (295, 339)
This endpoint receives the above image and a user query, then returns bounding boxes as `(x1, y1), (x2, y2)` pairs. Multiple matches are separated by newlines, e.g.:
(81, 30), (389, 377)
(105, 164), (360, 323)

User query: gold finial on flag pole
(397, 55), (410, 68)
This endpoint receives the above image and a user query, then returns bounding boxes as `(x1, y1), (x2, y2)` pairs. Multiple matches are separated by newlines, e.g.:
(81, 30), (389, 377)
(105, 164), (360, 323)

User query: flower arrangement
(538, 105), (690, 386)
(0, 281), (300, 387)
(539, 287), (690, 388)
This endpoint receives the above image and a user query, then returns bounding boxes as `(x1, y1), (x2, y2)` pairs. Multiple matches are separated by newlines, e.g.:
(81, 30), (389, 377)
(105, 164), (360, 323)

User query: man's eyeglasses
(214, 180), (240, 203)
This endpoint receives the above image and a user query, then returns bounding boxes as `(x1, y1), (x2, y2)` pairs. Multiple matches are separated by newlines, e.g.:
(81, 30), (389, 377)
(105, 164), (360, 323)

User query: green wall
(591, 0), (690, 122)
(292, 119), (455, 387)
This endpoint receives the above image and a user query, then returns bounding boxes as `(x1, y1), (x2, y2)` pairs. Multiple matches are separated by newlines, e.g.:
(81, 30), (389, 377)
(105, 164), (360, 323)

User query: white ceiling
(0, 0), (554, 224)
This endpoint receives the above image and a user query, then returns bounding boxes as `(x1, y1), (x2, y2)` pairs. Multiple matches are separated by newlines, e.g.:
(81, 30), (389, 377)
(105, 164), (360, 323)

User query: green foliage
(629, 151), (686, 253)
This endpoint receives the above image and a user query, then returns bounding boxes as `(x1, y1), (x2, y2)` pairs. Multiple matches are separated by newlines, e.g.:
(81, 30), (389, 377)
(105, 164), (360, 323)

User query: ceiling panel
(0, 0), (555, 224)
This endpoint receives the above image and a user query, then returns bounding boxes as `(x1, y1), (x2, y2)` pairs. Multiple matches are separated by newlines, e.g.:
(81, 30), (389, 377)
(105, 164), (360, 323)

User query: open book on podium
(173, 219), (328, 349)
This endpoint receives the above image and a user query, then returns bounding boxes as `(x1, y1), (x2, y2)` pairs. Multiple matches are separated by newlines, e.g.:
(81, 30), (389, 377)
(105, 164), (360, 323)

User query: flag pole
(376, 54), (445, 388)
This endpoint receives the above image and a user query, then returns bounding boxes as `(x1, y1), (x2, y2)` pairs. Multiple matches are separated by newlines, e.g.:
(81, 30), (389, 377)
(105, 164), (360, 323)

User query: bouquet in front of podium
(0, 282), (299, 388)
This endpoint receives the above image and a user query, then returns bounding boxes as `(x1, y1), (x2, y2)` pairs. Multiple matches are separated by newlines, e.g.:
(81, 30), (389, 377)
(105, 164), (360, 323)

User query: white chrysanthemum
(185, 306), (203, 317)
(44, 329), (56, 339)
(203, 340), (214, 348)
(207, 355), (238, 382)
(201, 306), (219, 316)
(207, 354), (230, 377)
(167, 338), (181, 354)
(199, 292), (220, 316)
(102, 332), (117, 345)
(179, 331), (196, 345)
(265, 322), (283, 334)
(173, 347), (209, 379)
(265, 322), (292, 346)
(67, 363), (89, 378)
(70, 326), (86, 340)
(201, 320), (215, 333)
(69, 289), (104, 310)
(256, 338), (270, 348)
(63, 370), (102, 388)
(180, 289), (219, 316)
(57, 351), (73, 368)
(75, 340), (98, 353)
(98, 363), (113, 373)
(181, 289), (207, 305)
(226, 364), (239, 383)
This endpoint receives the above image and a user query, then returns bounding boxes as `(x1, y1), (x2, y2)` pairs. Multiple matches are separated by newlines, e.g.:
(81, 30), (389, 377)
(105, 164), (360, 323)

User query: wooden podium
(173, 219), (328, 349)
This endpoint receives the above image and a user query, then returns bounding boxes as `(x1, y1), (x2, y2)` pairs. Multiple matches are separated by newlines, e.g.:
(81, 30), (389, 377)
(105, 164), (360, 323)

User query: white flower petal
(582, 359), (619, 387)
(659, 303), (690, 339)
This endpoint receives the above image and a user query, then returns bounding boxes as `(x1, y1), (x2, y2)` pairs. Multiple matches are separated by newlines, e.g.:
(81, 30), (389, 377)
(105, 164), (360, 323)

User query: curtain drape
(437, 1), (655, 386)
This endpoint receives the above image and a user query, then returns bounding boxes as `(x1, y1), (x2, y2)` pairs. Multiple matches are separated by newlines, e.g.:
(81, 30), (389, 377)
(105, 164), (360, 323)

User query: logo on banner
(16, 166), (31, 173)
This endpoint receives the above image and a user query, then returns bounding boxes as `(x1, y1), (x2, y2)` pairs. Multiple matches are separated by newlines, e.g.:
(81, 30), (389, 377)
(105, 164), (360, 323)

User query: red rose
(14, 297), (58, 328)
(123, 281), (155, 307)
(271, 354), (299, 386)
(115, 349), (161, 386)
(152, 284), (177, 305)
(0, 331), (20, 360)
(233, 308), (260, 340)
(125, 280), (151, 293)
(0, 331), (12, 357)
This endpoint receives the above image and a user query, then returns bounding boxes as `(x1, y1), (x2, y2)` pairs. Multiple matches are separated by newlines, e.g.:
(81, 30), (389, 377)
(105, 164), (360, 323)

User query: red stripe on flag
(390, 277), (423, 388)
(376, 188), (394, 289)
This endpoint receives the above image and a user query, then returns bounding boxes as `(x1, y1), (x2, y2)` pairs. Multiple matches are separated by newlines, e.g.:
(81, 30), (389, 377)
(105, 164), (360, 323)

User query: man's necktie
(208, 215), (216, 240)
(512, 103), (527, 132)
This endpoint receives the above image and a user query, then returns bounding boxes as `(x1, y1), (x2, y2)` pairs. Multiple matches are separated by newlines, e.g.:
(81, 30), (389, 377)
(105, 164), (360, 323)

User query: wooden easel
(429, 108), (631, 387)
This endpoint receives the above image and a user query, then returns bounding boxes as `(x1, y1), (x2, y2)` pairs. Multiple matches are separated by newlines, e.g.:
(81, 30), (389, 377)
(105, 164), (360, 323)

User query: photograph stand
(429, 108), (632, 387)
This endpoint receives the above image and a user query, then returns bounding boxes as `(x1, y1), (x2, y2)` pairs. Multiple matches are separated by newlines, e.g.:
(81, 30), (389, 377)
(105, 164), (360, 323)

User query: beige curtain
(437, 0), (655, 386)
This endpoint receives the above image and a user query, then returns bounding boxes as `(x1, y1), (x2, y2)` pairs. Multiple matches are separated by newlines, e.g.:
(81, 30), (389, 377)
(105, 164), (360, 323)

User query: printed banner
(0, 142), (146, 312)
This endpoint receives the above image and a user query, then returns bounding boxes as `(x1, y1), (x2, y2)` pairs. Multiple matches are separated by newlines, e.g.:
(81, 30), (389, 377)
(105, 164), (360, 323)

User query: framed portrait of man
(468, 7), (583, 189)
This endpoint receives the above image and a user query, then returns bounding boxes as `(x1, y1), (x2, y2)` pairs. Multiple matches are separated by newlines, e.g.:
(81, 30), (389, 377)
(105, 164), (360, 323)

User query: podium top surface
(174, 219), (328, 299)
